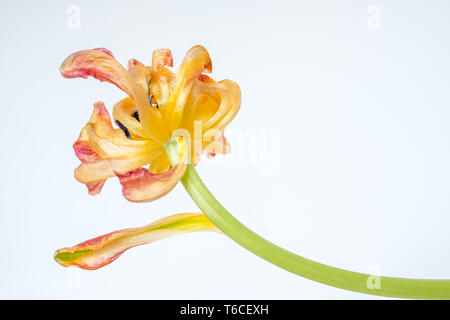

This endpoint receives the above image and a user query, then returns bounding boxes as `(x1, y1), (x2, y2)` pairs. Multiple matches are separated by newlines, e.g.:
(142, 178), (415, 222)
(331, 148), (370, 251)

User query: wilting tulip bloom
(60, 45), (240, 202)
(55, 45), (238, 271)
(57, 46), (450, 300)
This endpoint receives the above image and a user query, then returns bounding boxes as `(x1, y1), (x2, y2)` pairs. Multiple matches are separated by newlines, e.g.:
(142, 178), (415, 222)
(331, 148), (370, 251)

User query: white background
(1, 0), (449, 299)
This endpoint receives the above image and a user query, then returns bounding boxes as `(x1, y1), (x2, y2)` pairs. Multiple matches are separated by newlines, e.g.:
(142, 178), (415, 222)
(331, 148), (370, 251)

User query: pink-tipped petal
(73, 140), (98, 163)
(115, 140), (187, 202)
(92, 47), (114, 57)
(127, 58), (144, 70)
(152, 49), (173, 72)
(60, 48), (134, 97)
(86, 181), (106, 196)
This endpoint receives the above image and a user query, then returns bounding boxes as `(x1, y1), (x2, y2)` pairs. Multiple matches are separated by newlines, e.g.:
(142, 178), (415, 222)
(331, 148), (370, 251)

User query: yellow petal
(112, 97), (147, 138)
(177, 75), (239, 163)
(115, 139), (188, 202)
(193, 93), (221, 124)
(54, 213), (219, 270)
(164, 45), (212, 132)
(128, 62), (170, 144)
(202, 79), (241, 132)
(177, 75), (220, 133)
(74, 156), (157, 188)
(148, 49), (176, 113)
(149, 152), (171, 174)
(150, 69), (175, 113)
(175, 45), (212, 87)
(73, 102), (162, 193)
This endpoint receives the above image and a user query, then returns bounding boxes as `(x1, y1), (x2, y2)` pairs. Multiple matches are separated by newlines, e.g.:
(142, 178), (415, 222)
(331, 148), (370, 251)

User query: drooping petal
(164, 45), (213, 132)
(74, 102), (162, 194)
(115, 139), (188, 202)
(54, 213), (219, 270)
(60, 48), (134, 97)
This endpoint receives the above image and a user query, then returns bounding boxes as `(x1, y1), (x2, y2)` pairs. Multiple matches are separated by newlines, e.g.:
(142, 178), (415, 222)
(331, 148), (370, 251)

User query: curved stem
(166, 143), (450, 299)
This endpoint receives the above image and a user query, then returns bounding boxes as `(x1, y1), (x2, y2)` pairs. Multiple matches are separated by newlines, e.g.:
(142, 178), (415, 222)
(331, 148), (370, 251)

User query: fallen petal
(54, 213), (218, 270)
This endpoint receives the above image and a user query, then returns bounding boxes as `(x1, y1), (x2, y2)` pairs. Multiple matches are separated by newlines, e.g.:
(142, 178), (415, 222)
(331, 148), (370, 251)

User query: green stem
(166, 141), (450, 299)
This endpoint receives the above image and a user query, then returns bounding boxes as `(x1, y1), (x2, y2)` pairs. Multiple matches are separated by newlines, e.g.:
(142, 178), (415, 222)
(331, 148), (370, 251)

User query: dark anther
(115, 120), (132, 139)
(131, 111), (140, 122)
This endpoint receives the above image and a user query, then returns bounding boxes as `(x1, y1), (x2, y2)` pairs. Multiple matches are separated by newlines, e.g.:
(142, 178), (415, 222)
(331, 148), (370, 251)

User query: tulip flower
(56, 45), (450, 299)
(60, 45), (239, 202)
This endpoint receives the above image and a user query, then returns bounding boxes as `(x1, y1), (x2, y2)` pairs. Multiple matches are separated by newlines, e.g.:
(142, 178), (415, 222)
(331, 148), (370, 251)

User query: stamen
(115, 120), (132, 139)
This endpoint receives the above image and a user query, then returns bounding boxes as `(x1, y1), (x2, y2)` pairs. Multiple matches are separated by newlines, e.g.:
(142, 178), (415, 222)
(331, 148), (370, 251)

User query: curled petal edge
(151, 49), (173, 72)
